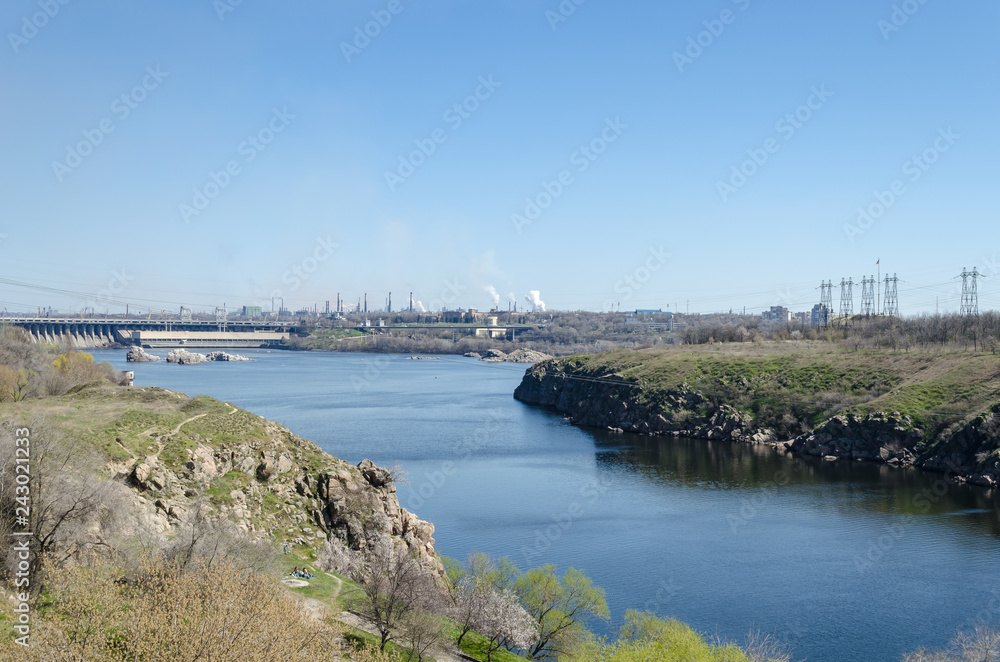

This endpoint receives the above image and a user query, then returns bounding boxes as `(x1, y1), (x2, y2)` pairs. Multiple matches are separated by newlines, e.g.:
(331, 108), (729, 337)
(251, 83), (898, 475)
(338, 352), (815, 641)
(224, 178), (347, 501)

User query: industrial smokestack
(409, 292), (413, 312)
(364, 293), (367, 314)
(388, 292), (392, 313)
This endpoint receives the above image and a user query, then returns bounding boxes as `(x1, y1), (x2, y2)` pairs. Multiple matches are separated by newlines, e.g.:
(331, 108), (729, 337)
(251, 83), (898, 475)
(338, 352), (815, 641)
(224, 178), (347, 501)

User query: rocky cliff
(515, 358), (1000, 488)
(513, 362), (773, 443)
(5, 383), (442, 573)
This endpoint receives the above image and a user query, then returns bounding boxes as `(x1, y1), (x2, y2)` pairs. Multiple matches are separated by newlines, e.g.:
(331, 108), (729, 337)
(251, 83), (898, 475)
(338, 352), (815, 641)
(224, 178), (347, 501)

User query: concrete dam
(4, 317), (291, 349)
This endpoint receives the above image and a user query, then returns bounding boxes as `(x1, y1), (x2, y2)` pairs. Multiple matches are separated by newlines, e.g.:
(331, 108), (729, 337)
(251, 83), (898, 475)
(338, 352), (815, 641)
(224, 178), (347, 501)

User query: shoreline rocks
(127, 346), (161, 362)
(166, 349), (208, 364)
(480, 348), (552, 364)
(165, 349), (253, 364)
(514, 361), (1000, 489)
(205, 351), (253, 362)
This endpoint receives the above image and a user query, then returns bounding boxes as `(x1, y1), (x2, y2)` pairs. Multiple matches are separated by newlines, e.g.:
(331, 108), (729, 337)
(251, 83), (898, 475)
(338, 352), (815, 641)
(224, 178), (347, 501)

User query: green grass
(443, 620), (529, 662)
(533, 343), (1000, 439)
(204, 470), (251, 505)
(342, 627), (435, 661)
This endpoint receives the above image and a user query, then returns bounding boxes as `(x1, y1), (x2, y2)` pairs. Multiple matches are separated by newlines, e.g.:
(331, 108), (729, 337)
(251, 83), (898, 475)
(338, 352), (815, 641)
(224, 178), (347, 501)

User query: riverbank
(514, 343), (1000, 488)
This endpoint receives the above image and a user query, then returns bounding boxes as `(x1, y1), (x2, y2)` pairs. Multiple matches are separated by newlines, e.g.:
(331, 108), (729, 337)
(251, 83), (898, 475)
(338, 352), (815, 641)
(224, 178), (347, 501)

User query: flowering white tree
(471, 588), (538, 662)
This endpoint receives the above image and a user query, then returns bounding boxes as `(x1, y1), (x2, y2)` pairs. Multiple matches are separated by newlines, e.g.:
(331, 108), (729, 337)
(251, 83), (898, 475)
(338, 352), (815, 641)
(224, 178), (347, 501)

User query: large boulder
(126, 346), (160, 362)
(358, 458), (392, 488)
(166, 349), (208, 365)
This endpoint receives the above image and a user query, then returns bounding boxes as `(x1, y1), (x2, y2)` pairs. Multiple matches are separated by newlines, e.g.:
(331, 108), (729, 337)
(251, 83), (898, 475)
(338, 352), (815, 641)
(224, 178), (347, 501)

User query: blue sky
(1, 0), (997, 315)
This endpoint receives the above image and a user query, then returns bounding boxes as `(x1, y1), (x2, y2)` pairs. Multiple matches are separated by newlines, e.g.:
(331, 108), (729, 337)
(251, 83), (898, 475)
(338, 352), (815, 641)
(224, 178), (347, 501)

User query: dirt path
(171, 412), (208, 434)
(326, 572), (343, 601)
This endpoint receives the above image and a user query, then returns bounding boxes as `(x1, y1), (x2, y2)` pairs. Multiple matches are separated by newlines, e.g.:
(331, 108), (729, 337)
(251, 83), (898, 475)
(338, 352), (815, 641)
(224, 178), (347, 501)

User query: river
(95, 349), (1000, 661)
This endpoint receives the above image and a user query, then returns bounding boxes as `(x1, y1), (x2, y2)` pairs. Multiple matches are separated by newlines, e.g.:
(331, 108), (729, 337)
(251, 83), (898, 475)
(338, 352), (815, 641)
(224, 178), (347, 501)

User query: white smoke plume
(507, 292), (516, 303)
(524, 290), (546, 312)
(485, 285), (501, 307)
(416, 300), (426, 312)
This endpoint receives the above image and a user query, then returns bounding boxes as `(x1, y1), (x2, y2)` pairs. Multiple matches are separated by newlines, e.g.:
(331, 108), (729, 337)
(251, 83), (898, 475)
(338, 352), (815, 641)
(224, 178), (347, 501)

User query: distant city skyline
(2, 1), (997, 316)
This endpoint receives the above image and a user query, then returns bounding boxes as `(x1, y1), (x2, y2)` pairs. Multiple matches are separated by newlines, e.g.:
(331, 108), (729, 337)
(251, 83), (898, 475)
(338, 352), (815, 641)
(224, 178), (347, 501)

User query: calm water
(96, 349), (1000, 661)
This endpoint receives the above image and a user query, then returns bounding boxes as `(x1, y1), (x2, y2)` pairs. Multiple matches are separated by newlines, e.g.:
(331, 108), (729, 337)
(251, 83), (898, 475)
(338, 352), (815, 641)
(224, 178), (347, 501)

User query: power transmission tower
(882, 274), (899, 317)
(839, 278), (854, 319)
(859, 276), (875, 316)
(819, 280), (833, 310)
(959, 267), (984, 316)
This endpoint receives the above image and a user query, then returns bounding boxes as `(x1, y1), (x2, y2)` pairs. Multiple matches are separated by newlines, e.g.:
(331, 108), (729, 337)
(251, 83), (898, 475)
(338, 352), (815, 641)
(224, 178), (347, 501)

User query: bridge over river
(1, 316), (293, 348)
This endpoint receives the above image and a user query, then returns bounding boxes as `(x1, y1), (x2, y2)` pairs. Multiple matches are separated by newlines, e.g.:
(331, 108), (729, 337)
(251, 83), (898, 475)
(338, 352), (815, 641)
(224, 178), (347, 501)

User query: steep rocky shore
(4, 384), (442, 574)
(515, 358), (1000, 488)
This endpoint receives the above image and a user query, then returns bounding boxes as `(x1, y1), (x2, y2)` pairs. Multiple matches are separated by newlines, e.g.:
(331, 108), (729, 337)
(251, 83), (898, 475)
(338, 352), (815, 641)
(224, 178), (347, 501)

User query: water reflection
(587, 429), (1000, 537)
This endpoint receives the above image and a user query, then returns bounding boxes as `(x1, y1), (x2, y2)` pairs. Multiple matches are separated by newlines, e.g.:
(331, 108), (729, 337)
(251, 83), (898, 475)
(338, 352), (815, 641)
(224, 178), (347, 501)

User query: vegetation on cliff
(515, 343), (1000, 485)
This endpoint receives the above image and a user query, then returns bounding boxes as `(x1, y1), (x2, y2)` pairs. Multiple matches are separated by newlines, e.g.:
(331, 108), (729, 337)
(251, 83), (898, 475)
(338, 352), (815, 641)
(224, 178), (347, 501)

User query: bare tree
(346, 535), (442, 651)
(899, 623), (1000, 662)
(0, 419), (132, 589)
(743, 629), (795, 662)
(953, 622), (1000, 661)
(398, 608), (443, 662)
(163, 502), (276, 574)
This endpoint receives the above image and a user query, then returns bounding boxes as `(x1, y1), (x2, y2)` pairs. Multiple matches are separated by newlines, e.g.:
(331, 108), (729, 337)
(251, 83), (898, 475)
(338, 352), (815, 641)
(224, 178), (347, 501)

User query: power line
(839, 278), (854, 318)
(883, 274), (899, 317)
(959, 267), (985, 317)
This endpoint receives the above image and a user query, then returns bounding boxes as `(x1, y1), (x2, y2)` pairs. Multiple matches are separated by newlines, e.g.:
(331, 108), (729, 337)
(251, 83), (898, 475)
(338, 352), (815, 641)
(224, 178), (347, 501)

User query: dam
(2, 316), (291, 348)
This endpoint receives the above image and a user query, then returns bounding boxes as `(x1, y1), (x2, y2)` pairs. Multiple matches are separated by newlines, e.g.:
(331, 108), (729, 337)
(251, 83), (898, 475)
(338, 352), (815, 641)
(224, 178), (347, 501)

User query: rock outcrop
(205, 351), (253, 362)
(166, 349), (208, 364)
(515, 360), (1000, 487)
(127, 346), (161, 362)
(481, 348), (552, 364)
(165, 349), (252, 364)
(110, 399), (442, 573)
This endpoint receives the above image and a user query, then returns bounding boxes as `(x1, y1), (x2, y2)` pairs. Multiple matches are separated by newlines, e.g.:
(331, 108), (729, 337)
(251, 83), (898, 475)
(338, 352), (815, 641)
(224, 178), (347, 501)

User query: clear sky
(2, 0), (997, 316)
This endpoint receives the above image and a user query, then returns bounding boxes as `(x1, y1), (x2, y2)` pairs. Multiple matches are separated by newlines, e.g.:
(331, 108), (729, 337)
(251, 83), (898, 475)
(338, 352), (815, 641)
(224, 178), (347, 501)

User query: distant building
(762, 306), (791, 322)
(811, 303), (830, 327)
(242, 305), (263, 317)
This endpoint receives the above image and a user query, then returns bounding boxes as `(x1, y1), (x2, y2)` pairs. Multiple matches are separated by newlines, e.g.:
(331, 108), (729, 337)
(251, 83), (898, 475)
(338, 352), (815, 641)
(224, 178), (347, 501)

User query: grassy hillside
(535, 343), (1000, 440)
